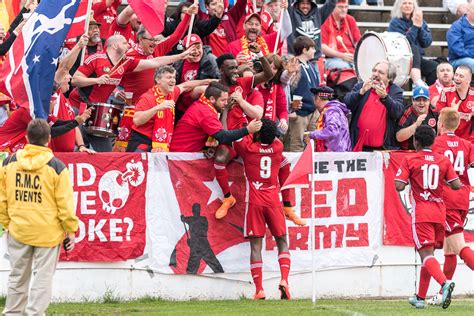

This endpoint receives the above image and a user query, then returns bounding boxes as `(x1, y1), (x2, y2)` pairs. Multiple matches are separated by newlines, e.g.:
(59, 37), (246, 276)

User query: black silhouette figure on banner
(180, 203), (224, 274)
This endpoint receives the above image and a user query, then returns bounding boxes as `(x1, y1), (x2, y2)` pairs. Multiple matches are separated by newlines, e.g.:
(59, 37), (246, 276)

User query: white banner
(145, 152), (384, 274)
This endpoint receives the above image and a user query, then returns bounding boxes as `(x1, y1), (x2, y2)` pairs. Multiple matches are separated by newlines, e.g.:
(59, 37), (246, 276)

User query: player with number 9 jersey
(395, 149), (459, 224)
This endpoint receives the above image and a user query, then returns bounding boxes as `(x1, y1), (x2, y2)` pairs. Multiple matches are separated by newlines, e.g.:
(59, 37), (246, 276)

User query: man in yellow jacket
(0, 119), (79, 315)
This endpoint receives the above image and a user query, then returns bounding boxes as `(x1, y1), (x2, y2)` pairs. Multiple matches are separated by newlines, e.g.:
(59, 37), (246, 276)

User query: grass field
(1, 297), (474, 315)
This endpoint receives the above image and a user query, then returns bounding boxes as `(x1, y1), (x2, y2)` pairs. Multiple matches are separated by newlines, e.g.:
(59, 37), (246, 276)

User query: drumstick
(109, 56), (131, 77)
(336, 35), (351, 54)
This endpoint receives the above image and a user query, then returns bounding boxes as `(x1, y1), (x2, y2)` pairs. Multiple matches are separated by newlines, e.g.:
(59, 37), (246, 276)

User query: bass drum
(355, 32), (413, 87)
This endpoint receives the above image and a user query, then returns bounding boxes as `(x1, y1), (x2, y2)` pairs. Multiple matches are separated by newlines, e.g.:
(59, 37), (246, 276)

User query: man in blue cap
(396, 85), (438, 150)
(304, 85), (351, 152)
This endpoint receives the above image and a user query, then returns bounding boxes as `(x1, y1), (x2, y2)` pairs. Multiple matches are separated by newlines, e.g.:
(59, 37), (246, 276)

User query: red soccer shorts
(445, 209), (468, 237)
(412, 222), (445, 250)
(244, 203), (287, 238)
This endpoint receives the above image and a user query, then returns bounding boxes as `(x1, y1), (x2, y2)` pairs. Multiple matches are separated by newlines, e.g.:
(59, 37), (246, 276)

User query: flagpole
(79, 0), (93, 66)
(273, 9), (285, 54)
(185, 0), (199, 48)
(310, 139), (316, 305)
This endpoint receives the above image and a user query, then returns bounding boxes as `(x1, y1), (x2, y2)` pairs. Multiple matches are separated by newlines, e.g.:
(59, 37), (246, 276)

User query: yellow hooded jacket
(0, 144), (78, 247)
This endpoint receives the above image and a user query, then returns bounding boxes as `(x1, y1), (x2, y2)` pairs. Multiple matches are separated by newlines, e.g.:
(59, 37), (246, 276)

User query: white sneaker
(427, 293), (442, 306)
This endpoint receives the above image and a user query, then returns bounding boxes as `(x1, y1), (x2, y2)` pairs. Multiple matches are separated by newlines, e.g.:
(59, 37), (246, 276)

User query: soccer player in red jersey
(170, 82), (262, 152)
(234, 118), (293, 300)
(395, 125), (461, 309)
(426, 108), (474, 305)
(436, 65), (474, 142)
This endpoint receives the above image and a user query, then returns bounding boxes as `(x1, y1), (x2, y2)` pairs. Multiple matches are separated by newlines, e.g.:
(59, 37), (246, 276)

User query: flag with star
(166, 157), (247, 274)
(0, 0), (81, 119)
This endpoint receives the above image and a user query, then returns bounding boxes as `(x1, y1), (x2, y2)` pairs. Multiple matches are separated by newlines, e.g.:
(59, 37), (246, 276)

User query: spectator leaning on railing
(388, 0), (438, 86)
(447, 3), (474, 73)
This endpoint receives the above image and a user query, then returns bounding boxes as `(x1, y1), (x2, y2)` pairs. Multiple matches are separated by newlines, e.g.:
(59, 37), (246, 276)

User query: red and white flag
(281, 141), (314, 190)
(128, 0), (165, 37)
(66, 0), (91, 39)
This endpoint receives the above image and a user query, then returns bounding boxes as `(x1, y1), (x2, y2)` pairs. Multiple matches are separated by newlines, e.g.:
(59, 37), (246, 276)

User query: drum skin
(355, 32), (413, 86)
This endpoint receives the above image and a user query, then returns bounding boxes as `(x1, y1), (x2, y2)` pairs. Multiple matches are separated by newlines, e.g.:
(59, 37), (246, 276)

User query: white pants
(3, 235), (60, 316)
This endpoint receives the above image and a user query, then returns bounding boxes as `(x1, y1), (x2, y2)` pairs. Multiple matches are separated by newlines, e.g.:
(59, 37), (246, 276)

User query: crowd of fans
(0, 0), (473, 156)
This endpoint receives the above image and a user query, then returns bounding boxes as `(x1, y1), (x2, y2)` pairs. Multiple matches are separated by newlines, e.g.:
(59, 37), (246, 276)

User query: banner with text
(147, 152), (384, 274)
(57, 153), (148, 261)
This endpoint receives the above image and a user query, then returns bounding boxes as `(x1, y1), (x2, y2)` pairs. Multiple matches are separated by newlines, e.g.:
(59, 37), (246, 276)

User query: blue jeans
(450, 57), (474, 72)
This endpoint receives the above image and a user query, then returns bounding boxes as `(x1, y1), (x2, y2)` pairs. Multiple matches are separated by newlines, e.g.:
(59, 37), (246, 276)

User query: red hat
(245, 12), (262, 23)
(182, 34), (202, 48)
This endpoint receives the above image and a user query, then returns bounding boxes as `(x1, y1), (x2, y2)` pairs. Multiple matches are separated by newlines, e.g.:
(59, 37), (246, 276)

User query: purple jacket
(309, 100), (352, 152)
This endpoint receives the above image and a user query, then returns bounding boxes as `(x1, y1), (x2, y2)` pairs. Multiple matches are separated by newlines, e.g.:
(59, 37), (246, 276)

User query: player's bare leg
(214, 146), (235, 219)
(275, 235), (291, 300)
(249, 237), (265, 300)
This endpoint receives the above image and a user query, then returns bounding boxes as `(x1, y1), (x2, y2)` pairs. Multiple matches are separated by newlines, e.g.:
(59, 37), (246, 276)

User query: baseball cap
(310, 85), (335, 98)
(182, 34), (202, 48)
(245, 12), (262, 23)
(413, 85), (429, 99)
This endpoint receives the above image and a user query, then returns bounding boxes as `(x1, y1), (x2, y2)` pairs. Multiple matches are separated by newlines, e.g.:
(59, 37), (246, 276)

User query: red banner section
(167, 158), (247, 274)
(383, 152), (474, 245)
(57, 153), (148, 261)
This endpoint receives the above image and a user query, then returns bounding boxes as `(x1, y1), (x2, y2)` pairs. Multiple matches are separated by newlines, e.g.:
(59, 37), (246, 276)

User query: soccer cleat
(279, 279), (291, 300)
(253, 290), (266, 300)
(215, 195), (236, 219)
(441, 280), (455, 309)
(283, 207), (306, 226)
(427, 293), (442, 306)
(408, 296), (426, 309)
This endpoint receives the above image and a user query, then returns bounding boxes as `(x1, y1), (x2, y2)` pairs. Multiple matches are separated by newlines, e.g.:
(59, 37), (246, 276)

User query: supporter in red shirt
(321, 0), (361, 70)
(395, 125), (460, 309)
(170, 82), (261, 152)
(436, 65), (474, 142)
(234, 118), (293, 301)
(70, 35), (194, 152)
(201, 0), (246, 57)
(114, 9), (195, 151)
(93, 0), (122, 39)
(430, 108), (474, 304)
(429, 62), (454, 109)
(173, 34), (220, 122)
(108, 5), (141, 47)
(126, 65), (215, 153)
(344, 61), (405, 151)
(235, 0), (276, 39)
(255, 54), (289, 132)
(225, 10), (284, 65)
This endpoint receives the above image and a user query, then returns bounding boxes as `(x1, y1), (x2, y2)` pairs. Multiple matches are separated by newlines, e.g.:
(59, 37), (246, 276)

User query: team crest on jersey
(103, 67), (110, 73)
(467, 101), (473, 110)
(214, 28), (225, 37)
(428, 118), (436, 127)
(184, 70), (198, 82)
(154, 128), (168, 142)
(117, 66), (125, 75)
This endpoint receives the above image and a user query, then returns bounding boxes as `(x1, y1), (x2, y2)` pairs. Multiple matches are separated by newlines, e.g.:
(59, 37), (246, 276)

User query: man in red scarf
(126, 65), (214, 152)
(320, 0), (360, 70)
